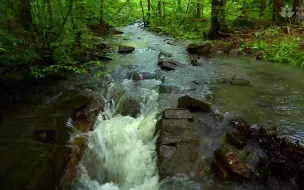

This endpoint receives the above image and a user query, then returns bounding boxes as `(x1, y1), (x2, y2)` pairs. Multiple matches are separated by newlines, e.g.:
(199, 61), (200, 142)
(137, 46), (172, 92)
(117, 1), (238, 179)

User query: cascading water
(71, 78), (161, 190)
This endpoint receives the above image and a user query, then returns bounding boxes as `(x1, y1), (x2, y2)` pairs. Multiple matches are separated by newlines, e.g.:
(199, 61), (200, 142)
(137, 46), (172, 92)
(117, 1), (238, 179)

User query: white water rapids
(72, 80), (161, 190)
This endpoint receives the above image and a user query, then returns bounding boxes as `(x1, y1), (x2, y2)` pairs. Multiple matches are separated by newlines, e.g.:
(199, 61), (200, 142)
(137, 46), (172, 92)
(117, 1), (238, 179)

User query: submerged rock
(178, 95), (211, 112)
(230, 74), (250, 85)
(159, 84), (180, 93)
(118, 45), (135, 53)
(225, 132), (248, 149)
(214, 147), (250, 179)
(158, 51), (173, 59)
(116, 97), (141, 118)
(158, 59), (184, 71)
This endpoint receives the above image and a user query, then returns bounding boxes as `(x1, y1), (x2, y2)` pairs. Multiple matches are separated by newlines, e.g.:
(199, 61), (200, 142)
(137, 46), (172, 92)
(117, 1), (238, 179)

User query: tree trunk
(208, 0), (221, 40)
(272, 0), (284, 23)
(197, 0), (201, 18)
(163, 2), (166, 19)
(100, 0), (104, 24)
(158, 0), (162, 18)
(17, 0), (32, 28)
(259, 0), (266, 17)
(45, 0), (53, 27)
(208, 0), (225, 40)
(293, 0), (304, 25)
(178, 0), (181, 11)
(148, 0), (151, 11)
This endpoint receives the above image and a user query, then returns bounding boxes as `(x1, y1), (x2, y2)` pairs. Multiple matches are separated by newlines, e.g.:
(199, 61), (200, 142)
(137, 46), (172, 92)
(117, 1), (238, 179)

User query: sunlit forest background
(0, 0), (303, 79)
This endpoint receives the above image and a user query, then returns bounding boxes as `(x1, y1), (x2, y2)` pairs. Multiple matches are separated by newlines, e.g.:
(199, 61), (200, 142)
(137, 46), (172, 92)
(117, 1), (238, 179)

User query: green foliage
(242, 38), (304, 66)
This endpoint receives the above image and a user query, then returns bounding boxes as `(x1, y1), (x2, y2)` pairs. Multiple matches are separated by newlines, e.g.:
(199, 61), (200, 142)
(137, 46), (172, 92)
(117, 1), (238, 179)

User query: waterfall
(72, 80), (160, 190)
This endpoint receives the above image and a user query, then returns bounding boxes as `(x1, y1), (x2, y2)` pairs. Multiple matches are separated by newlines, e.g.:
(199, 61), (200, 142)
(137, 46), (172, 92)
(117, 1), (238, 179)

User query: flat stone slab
(162, 109), (193, 120)
(158, 144), (200, 179)
(178, 95), (211, 112)
(159, 126), (199, 145)
(159, 145), (176, 159)
(161, 119), (191, 135)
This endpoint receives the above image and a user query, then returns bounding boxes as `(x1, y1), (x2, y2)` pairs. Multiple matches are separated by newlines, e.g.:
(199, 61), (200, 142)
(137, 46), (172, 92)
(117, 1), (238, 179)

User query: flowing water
(69, 24), (304, 190)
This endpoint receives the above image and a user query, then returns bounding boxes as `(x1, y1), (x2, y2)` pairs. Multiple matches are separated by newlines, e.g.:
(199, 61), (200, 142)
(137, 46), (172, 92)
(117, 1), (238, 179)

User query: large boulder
(118, 45), (135, 53)
(158, 59), (184, 71)
(33, 109), (74, 144)
(214, 147), (250, 179)
(55, 90), (90, 110)
(186, 42), (213, 57)
(0, 141), (70, 190)
(178, 95), (211, 112)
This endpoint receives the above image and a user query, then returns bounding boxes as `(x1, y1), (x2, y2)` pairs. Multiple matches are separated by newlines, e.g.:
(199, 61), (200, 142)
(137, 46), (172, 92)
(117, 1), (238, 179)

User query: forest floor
(150, 23), (304, 67)
(213, 25), (304, 66)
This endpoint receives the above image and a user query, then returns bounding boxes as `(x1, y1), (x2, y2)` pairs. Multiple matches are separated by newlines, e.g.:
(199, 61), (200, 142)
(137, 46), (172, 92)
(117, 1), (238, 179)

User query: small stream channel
(68, 24), (304, 190)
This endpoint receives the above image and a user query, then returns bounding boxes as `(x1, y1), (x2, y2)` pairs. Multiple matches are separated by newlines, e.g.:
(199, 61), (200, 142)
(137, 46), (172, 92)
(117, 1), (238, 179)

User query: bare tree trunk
(45, 0), (53, 27)
(208, 0), (223, 40)
(158, 0), (162, 18)
(140, 0), (145, 24)
(100, 0), (104, 24)
(148, 0), (151, 11)
(259, 0), (266, 17)
(163, 2), (166, 19)
(197, 0), (201, 18)
(272, 0), (284, 23)
(293, 0), (304, 25)
(17, 0), (32, 28)
(178, 0), (181, 11)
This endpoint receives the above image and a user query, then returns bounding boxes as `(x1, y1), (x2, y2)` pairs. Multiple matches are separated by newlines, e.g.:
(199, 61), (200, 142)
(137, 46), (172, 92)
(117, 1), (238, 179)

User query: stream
(68, 24), (304, 189)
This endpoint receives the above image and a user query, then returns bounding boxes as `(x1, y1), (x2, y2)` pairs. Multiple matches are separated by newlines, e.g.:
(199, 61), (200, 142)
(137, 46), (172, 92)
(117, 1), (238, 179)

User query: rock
(96, 43), (107, 49)
(118, 45), (135, 53)
(229, 48), (242, 56)
(186, 42), (213, 57)
(215, 148), (250, 179)
(230, 74), (250, 85)
(225, 132), (248, 149)
(159, 145), (177, 159)
(211, 160), (231, 181)
(178, 95), (211, 112)
(33, 109), (74, 144)
(158, 59), (184, 71)
(158, 144), (200, 179)
(116, 97), (141, 118)
(132, 72), (157, 80)
(159, 84), (180, 93)
(159, 120), (199, 145)
(216, 51), (225, 56)
(162, 109), (193, 121)
(0, 141), (70, 190)
(55, 90), (90, 110)
(158, 51), (173, 59)
(189, 55), (199, 66)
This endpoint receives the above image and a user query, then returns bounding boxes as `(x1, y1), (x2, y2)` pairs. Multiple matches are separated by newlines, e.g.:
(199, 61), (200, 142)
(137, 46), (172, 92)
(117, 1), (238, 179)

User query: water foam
(72, 86), (159, 190)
